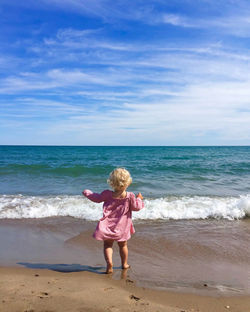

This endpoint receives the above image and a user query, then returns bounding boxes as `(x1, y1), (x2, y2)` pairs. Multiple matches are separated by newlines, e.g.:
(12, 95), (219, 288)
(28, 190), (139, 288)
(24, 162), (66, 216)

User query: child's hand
(82, 189), (92, 196)
(136, 192), (143, 200)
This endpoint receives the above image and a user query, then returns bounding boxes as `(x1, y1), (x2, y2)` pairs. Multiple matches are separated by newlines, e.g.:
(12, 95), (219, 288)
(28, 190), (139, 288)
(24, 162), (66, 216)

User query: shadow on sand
(17, 262), (121, 274)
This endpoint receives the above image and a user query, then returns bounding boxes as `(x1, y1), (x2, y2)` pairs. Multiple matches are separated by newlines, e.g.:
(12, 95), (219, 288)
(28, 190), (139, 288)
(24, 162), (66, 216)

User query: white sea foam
(0, 194), (250, 220)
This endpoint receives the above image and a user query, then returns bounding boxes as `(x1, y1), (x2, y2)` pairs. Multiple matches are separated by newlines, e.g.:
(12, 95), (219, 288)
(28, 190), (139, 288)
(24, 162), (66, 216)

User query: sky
(0, 0), (250, 146)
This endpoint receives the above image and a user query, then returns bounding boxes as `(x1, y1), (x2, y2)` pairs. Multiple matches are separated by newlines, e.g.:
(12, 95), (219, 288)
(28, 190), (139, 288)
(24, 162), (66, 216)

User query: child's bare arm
(82, 189), (107, 203)
(130, 192), (144, 211)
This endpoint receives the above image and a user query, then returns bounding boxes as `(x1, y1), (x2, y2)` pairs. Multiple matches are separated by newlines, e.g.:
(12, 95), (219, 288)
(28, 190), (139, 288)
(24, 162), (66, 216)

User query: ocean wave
(0, 194), (249, 220)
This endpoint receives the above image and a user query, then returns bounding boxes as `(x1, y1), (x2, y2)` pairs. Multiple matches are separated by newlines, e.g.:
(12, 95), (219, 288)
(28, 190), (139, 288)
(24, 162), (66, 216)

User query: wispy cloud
(162, 13), (195, 27)
(56, 27), (102, 40)
(43, 28), (138, 53)
(42, 0), (250, 38)
(0, 67), (129, 94)
(1, 0), (250, 145)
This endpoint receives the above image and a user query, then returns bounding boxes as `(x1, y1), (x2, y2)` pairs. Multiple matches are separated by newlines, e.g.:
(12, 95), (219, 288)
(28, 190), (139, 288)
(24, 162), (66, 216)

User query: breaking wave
(0, 194), (249, 221)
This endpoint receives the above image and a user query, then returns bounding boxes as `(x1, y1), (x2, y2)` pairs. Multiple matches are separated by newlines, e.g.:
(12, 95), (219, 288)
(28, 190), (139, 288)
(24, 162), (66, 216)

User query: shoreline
(0, 266), (249, 312)
(0, 217), (250, 297)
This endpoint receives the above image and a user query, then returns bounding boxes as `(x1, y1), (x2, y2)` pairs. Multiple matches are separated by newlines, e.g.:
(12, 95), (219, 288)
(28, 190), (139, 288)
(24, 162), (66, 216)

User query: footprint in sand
(107, 306), (120, 312)
(130, 294), (140, 301)
(38, 292), (49, 299)
(104, 287), (114, 291)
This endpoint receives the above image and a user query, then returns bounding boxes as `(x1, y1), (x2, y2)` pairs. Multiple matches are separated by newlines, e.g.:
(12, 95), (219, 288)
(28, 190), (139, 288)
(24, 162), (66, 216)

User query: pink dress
(82, 189), (144, 241)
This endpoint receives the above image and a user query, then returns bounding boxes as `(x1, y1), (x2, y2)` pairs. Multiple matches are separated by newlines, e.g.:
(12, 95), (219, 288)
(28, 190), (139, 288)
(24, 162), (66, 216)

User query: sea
(0, 146), (250, 295)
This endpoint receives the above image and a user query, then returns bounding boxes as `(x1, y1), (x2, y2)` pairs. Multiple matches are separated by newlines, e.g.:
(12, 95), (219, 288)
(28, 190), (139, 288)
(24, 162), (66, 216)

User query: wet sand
(0, 217), (250, 311)
(0, 217), (249, 296)
(1, 266), (250, 312)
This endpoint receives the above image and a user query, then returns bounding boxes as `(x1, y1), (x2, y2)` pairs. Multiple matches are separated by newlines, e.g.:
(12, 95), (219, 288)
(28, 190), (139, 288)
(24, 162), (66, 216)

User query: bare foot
(106, 263), (113, 274)
(122, 264), (130, 269)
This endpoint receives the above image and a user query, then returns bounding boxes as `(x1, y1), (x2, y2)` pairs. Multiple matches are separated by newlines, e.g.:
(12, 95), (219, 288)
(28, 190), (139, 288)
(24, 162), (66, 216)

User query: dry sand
(0, 267), (249, 312)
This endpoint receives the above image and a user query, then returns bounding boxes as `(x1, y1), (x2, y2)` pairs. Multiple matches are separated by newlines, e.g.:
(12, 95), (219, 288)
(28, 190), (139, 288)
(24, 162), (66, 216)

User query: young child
(82, 168), (144, 274)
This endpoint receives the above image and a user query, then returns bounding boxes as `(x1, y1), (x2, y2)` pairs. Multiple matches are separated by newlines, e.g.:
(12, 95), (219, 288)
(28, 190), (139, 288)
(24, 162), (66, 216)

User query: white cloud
(56, 28), (101, 40)
(3, 71), (249, 145)
(0, 67), (127, 94)
(1, 1), (250, 144)
(43, 28), (137, 52)
(159, 11), (250, 37)
(162, 14), (195, 27)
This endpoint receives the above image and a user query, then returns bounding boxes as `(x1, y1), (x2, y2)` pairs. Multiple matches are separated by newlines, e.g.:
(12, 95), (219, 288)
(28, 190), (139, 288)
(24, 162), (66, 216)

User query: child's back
(83, 168), (144, 273)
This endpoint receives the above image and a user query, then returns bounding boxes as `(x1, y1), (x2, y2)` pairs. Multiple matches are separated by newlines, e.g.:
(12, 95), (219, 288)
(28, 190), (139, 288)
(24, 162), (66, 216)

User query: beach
(0, 217), (250, 296)
(0, 146), (250, 311)
(0, 217), (250, 311)
(1, 266), (250, 312)
(2, 0), (250, 308)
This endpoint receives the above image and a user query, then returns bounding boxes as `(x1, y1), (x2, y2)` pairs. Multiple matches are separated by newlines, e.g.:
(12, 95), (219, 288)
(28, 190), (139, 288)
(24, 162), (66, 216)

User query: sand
(0, 267), (249, 312)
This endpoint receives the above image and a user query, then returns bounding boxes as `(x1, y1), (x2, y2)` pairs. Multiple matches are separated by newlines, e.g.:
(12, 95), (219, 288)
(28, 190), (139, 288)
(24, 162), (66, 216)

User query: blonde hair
(107, 168), (132, 190)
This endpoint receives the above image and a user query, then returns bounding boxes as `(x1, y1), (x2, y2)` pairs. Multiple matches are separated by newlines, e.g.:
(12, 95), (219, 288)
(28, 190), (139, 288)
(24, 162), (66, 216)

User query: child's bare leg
(118, 241), (130, 269)
(104, 240), (114, 273)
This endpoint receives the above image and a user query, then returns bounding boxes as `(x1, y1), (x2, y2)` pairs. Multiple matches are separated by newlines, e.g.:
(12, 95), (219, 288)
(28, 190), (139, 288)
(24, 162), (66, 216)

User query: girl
(82, 168), (144, 274)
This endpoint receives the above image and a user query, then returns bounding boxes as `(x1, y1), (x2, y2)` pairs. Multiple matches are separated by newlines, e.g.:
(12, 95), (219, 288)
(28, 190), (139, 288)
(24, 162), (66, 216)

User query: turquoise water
(0, 146), (250, 196)
(0, 146), (250, 220)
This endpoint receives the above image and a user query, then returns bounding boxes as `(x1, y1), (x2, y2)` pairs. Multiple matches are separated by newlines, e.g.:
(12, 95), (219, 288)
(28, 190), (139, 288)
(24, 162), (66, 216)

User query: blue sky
(0, 0), (250, 145)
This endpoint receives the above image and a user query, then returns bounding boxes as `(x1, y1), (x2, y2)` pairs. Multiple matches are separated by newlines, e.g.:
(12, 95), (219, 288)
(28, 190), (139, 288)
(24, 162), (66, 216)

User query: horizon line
(0, 144), (249, 147)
